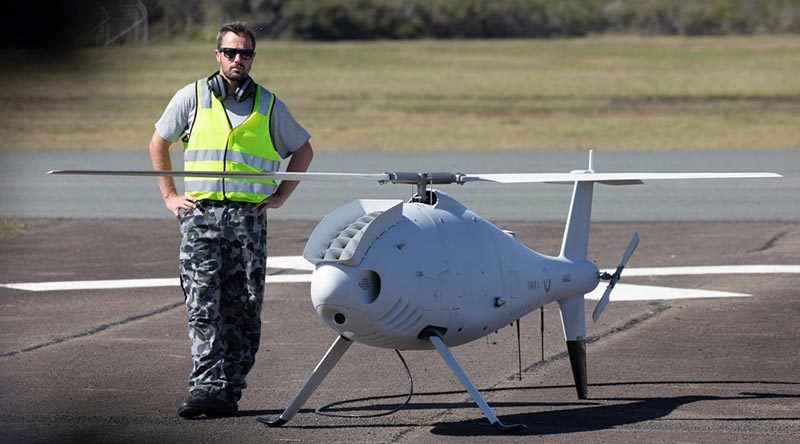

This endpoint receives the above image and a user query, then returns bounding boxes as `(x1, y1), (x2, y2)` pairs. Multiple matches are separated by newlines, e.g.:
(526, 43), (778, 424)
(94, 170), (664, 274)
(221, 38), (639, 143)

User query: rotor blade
(48, 170), (781, 185)
(592, 283), (615, 324)
(461, 172), (781, 185)
(47, 170), (392, 182)
(620, 232), (640, 267)
(593, 232), (640, 324)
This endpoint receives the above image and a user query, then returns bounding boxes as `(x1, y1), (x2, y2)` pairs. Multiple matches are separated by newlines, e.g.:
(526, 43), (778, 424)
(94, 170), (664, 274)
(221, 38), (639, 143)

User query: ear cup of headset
(207, 72), (255, 102)
(236, 77), (255, 102)
(208, 73), (227, 99)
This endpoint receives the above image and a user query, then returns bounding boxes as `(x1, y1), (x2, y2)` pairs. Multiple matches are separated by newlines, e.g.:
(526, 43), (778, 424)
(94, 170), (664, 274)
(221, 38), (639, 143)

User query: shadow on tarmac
(241, 381), (800, 433)
(429, 383), (800, 436)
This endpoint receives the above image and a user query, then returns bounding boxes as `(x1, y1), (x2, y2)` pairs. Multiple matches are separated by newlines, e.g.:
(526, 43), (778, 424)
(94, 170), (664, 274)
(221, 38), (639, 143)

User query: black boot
(177, 391), (238, 419)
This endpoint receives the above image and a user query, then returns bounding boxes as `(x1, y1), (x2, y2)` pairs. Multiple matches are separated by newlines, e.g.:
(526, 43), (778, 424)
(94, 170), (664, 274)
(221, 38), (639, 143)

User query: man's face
(215, 32), (255, 84)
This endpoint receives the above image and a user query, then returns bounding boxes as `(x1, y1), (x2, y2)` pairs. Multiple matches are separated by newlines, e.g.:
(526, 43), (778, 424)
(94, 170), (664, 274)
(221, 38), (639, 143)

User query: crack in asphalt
(0, 301), (184, 358)
(748, 230), (792, 253)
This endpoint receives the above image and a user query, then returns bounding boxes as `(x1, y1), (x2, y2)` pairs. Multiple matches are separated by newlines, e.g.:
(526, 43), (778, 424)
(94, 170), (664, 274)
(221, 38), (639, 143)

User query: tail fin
(558, 151), (593, 398)
(559, 151), (596, 260)
(560, 181), (594, 260)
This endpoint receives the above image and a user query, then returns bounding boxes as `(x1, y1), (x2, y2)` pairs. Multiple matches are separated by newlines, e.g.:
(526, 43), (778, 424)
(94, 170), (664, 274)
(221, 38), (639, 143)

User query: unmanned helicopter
(48, 151), (781, 432)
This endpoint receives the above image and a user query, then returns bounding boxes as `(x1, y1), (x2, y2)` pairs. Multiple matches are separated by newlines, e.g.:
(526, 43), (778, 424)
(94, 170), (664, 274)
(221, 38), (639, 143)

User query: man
(149, 21), (313, 419)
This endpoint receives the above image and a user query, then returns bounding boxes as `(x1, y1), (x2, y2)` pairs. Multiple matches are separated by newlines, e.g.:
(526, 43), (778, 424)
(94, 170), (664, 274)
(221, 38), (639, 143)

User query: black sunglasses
(218, 47), (255, 60)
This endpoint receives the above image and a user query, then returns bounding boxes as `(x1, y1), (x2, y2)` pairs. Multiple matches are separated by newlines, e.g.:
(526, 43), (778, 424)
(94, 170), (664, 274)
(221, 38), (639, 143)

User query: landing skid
(421, 328), (527, 433)
(258, 331), (526, 433)
(257, 335), (353, 427)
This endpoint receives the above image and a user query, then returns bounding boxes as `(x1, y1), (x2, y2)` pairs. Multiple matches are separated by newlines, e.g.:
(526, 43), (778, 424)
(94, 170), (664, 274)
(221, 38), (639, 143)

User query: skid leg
(257, 335), (352, 427)
(423, 329), (526, 433)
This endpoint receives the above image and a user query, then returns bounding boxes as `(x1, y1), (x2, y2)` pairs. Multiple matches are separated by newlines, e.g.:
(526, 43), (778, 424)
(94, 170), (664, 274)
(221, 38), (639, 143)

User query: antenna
(540, 306), (545, 362)
(515, 319), (522, 381)
(588, 149), (595, 172)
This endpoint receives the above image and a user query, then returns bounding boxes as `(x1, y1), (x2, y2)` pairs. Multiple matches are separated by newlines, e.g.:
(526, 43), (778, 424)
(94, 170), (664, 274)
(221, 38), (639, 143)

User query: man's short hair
(216, 22), (256, 49)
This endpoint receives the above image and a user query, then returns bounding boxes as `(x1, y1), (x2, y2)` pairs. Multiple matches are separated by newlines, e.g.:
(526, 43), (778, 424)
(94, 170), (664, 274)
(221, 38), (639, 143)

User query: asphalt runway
(0, 218), (799, 443)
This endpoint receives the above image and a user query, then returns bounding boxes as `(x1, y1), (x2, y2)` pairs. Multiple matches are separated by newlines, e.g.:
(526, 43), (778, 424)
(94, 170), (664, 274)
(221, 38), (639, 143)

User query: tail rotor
(593, 232), (639, 323)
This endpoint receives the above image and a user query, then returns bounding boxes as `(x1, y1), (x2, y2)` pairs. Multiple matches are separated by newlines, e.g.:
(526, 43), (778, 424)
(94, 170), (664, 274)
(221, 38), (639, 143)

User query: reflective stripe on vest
(184, 149), (281, 172)
(184, 80), (281, 203)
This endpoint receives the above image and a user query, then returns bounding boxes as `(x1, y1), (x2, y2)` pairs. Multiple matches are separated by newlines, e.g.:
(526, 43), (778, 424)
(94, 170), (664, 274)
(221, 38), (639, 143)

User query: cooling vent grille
(322, 211), (383, 261)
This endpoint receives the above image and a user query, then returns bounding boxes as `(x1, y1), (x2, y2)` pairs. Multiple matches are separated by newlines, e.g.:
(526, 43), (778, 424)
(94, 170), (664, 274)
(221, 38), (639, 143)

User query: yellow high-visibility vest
(183, 80), (280, 203)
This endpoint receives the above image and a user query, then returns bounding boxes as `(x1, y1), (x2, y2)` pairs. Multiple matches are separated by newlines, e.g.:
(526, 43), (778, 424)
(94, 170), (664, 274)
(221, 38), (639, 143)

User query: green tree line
(144, 0), (800, 41)
(5, 0), (800, 49)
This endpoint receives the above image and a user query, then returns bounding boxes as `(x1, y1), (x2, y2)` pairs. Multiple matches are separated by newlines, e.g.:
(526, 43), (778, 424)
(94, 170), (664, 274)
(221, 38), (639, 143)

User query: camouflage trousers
(178, 200), (267, 403)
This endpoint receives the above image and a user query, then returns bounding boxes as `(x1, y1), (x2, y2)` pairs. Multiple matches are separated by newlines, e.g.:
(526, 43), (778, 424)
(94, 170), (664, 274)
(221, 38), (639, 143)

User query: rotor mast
(383, 172), (466, 203)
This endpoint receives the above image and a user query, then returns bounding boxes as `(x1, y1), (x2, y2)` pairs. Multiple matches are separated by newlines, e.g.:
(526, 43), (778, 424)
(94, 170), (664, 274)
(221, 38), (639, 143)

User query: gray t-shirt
(155, 82), (310, 159)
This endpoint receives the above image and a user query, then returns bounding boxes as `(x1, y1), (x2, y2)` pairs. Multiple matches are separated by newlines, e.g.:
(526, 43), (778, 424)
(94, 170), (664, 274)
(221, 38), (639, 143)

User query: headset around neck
(207, 71), (256, 102)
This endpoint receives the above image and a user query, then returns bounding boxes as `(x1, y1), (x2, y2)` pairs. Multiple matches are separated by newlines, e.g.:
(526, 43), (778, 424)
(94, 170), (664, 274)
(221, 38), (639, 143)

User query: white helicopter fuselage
(305, 190), (599, 350)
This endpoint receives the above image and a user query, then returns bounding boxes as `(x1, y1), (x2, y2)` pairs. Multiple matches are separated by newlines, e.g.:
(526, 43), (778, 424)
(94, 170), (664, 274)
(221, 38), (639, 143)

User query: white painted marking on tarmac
(267, 255), (315, 271)
(269, 274), (313, 283)
(2, 260), (798, 294)
(603, 265), (800, 277)
(2, 278), (180, 292)
(585, 283), (749, 301)
(1, 256), (316, 292)
(1, 274), (312, 292)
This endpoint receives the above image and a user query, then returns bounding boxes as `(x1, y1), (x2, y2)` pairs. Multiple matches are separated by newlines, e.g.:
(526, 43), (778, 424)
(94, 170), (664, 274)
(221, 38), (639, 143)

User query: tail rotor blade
(592, 284), (614, 324)
(621, 232), (640, 266)
(592, 232), (639, 323)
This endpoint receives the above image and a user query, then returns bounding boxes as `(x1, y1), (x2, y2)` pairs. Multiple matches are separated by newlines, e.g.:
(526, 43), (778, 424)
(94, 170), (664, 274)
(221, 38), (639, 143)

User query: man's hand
(254, 141), (314, 216)
(165, 194), (197, 218)
(255, 192), (286, 215)
(150, 131), (194, 219)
